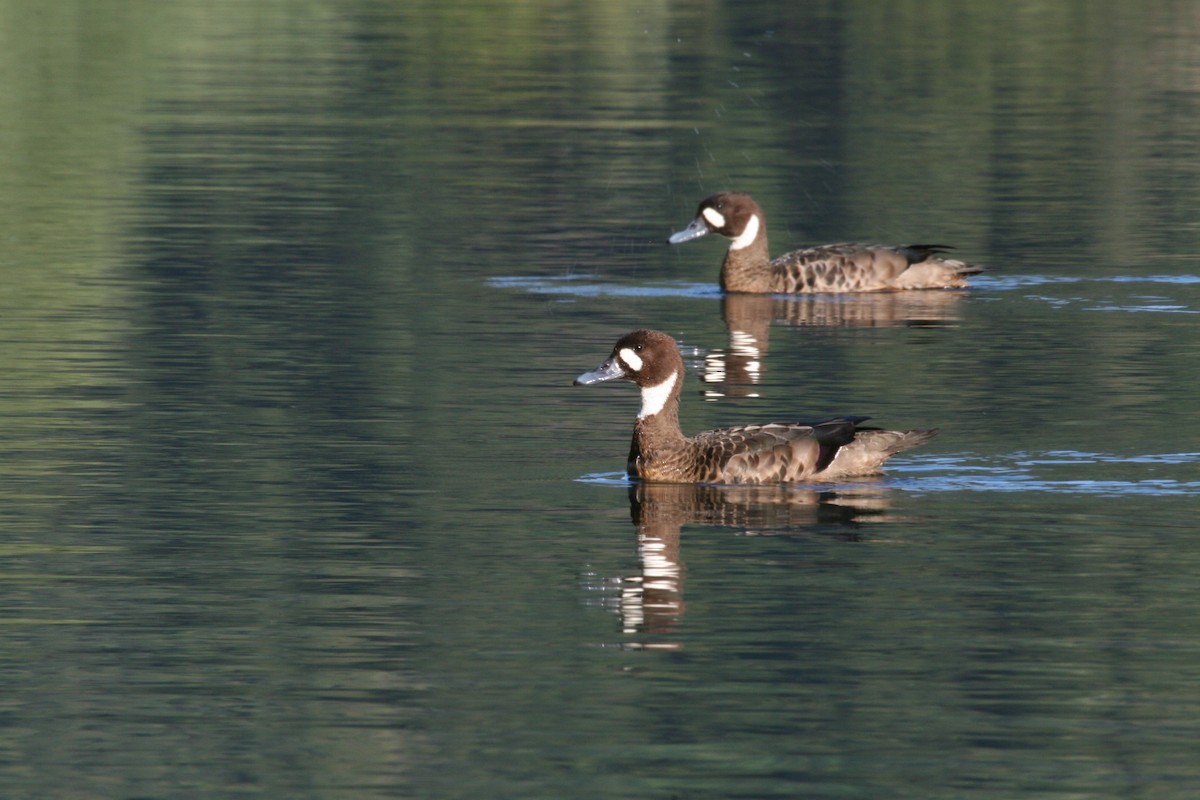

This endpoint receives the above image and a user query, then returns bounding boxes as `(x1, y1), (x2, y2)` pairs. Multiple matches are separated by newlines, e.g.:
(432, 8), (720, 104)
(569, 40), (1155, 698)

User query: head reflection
(703, 292), (968, 399)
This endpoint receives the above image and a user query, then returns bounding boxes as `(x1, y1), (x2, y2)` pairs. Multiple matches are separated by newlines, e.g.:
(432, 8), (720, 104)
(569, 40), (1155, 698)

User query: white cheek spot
(702, 207), (726, 229)
(638, 370), (678, 419)
(729, 213), (760, 251)
(619, 347), (643, 372)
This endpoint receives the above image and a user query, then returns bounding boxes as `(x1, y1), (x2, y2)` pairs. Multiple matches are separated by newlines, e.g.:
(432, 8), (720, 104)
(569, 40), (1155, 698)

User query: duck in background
(669, 191), (982, 293)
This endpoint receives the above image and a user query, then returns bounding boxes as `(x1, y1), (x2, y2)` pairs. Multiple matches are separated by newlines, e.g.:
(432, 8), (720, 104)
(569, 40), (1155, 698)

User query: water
(2, 1), (1200, 797)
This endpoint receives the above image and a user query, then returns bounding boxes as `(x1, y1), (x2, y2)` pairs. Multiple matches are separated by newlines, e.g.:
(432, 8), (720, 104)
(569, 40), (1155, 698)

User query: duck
(574, 329), (937, 484)
(668, 191), (983, 293)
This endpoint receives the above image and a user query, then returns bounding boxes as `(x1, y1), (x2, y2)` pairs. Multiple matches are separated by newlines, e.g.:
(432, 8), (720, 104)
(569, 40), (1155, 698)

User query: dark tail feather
(811, 417), (868, 472)
(899, 244), (955, 262)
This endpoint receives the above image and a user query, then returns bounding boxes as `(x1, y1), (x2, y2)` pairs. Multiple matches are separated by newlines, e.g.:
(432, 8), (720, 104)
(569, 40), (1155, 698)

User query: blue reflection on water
(1084, 301), (1198, 314)
(892, 452), (1200, 496)
(580, 451), (1200, 497)
(497, 273), (1200, 315)
(488, 275), (720, 299)
(576, 471), (635, 486)
(1104, 274), (1200, 285)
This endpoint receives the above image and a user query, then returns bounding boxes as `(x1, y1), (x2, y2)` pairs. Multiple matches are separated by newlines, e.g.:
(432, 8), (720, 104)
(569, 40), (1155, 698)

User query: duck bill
(574, 357), (624, 386)
(667, 217), (710, 245)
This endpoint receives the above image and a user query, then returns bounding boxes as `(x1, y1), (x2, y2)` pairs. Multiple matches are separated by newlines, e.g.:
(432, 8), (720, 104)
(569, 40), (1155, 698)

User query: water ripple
(579, 452), (1200, 497)
(576, 471), (635, 487)
(892, 452), (1200, 496)
(970, 274), (1083, 291)
(489, 275), (719, 299)
(1103, 274), (1200, 285)
(497, 274), (1200, 315)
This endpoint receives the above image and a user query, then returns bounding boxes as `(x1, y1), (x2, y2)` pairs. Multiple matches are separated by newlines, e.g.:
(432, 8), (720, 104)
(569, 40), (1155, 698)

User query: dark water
(2, 1), (1199, 797)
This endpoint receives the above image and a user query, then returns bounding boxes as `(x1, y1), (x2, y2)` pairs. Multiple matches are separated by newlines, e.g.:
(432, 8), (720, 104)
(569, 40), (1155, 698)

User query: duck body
(669, 192), (983, 293)
(574, 329), (937, 484)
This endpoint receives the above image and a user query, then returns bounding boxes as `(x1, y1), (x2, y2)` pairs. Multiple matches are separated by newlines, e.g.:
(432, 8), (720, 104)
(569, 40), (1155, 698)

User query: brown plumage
(574, 329), (937, 484)
(668, 191), (983, 293)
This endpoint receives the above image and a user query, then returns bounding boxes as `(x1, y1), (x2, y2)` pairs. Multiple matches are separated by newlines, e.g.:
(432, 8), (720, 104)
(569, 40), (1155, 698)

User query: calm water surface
(2, 1), (1199, 797)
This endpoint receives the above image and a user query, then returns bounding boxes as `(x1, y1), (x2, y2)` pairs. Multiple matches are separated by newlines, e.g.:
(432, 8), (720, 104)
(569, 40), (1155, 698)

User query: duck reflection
(617, 480), (896, 649)
(703, 291), (968, 397)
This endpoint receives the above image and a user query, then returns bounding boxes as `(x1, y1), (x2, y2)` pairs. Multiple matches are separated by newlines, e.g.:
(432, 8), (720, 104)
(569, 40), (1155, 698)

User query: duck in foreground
(574, 329), (937, 484)
(669, 191), (983, 293)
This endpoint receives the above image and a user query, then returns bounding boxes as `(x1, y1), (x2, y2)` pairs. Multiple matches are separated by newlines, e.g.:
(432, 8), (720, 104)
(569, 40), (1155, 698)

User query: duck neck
(628, 371), (686, 472)
(720, 219), (774, 292)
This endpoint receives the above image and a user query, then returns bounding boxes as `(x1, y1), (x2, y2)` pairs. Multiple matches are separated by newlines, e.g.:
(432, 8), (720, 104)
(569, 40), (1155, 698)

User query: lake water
(2, 1), (1199, 797)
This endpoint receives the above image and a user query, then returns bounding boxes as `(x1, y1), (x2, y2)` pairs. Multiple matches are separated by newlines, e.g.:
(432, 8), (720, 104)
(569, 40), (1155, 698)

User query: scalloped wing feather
(771, 244), (980, 292)
(692, 420), (858, 483)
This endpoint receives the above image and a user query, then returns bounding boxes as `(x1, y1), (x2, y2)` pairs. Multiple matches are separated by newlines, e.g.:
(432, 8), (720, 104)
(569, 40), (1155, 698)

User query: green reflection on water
(1, 0), (1199, 798)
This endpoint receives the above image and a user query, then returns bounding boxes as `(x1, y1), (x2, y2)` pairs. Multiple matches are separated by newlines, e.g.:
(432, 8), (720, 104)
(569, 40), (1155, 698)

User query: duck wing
(772, 243), (980, 292)
(696, 416), (867, 483)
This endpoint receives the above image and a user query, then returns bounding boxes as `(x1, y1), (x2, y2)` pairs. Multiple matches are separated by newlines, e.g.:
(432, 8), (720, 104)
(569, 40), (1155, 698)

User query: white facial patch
(638, 370), (678, 419)
(618, 347), (643, 372)
(701, 207), (726, 229)
(729, 213), (760, 250)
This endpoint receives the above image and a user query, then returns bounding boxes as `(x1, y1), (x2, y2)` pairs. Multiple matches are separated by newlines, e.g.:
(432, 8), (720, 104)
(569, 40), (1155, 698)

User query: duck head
(668, 192), (764, 250)
(574, 329), (684, 419)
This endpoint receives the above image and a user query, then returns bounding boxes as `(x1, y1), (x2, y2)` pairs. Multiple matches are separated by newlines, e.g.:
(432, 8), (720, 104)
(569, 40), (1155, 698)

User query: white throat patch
(638, 370), (678, 419)
(701, 207), (726, 229)
(618, 347), (643, 372)
(729, 213), (760, 251)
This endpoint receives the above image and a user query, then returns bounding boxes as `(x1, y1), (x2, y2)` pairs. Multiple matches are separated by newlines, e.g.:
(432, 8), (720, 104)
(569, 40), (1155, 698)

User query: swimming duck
(574, 329), (937, 484)
(668, 192), (982, 293)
